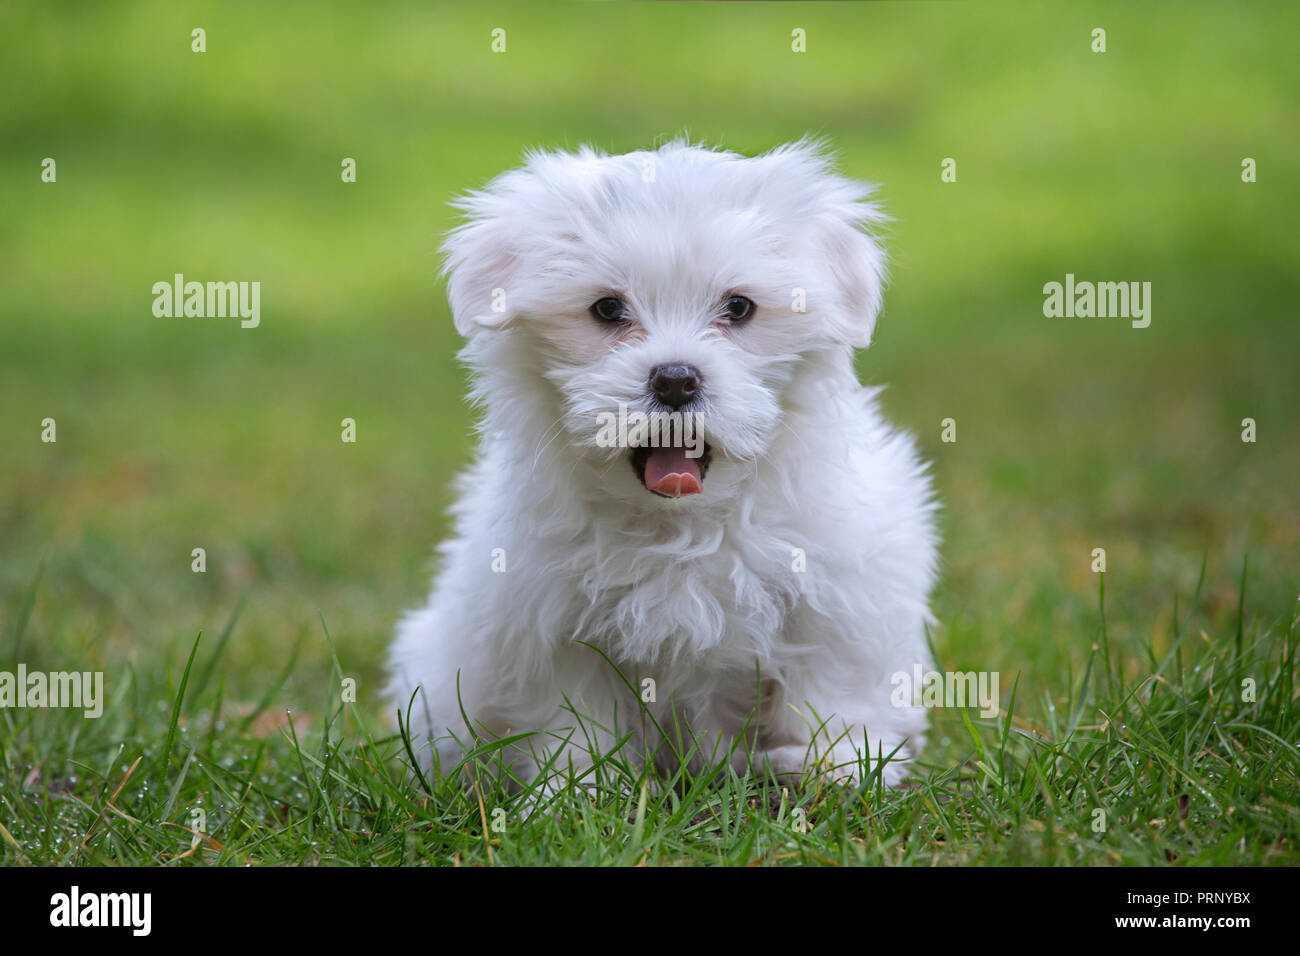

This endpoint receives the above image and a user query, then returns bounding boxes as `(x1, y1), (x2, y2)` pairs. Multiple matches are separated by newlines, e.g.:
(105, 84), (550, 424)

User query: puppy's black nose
(649, 364), (702, 409)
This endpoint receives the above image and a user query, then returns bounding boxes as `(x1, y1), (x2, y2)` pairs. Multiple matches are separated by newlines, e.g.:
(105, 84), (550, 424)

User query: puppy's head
(443, 140), (888, 504)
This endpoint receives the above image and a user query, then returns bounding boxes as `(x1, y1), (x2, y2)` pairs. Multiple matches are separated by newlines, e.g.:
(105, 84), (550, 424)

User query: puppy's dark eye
(590, 296), (628, 323)
(722, 295), (756, 323)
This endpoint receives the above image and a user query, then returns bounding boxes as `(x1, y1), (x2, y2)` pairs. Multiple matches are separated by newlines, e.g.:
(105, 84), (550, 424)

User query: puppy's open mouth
(631, 443), (712, 498)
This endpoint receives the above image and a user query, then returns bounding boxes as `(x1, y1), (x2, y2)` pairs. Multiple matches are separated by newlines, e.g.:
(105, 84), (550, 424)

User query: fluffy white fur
(388, 140), (938, 790)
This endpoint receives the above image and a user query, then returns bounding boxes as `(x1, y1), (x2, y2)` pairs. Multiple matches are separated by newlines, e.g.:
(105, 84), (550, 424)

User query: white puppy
(389, 140), (938, 791)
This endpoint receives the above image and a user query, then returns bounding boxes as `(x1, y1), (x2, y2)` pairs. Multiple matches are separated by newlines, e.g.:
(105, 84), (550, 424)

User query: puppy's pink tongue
(643, 447), (702, 497)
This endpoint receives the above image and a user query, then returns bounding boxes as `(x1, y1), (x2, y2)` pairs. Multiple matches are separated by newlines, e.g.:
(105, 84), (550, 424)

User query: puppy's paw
(757, 739), (917, 791)
(752, 743), (816, 785)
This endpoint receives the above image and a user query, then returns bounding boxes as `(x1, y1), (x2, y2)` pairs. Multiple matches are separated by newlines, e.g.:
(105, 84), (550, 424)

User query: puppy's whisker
(776, 417), (814, 457)
(529, 416), (570, 475)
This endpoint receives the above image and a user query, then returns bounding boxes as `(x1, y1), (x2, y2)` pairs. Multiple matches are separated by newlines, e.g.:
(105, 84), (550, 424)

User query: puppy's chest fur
(521, 500), (807, 676)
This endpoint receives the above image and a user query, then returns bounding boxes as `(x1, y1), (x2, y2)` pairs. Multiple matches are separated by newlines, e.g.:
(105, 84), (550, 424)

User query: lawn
(0, 0), (1297, 865)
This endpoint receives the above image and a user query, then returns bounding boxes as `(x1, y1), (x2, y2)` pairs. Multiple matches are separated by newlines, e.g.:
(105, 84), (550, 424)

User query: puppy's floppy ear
(441, 192), (524, 337)
(759, 140), (890, 348)
(818, 200), (889, 349)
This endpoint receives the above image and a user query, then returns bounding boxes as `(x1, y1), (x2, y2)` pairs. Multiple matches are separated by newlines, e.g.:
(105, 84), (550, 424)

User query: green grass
(1, 0), (1298, 865)
(2, 568), (1296, 865)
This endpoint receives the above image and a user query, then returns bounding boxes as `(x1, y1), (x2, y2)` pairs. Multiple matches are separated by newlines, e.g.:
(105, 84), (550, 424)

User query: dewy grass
(1, 561), (1295, 866)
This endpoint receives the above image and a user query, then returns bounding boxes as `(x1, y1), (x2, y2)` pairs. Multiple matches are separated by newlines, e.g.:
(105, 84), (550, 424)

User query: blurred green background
(1, 1), (1297, 730)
